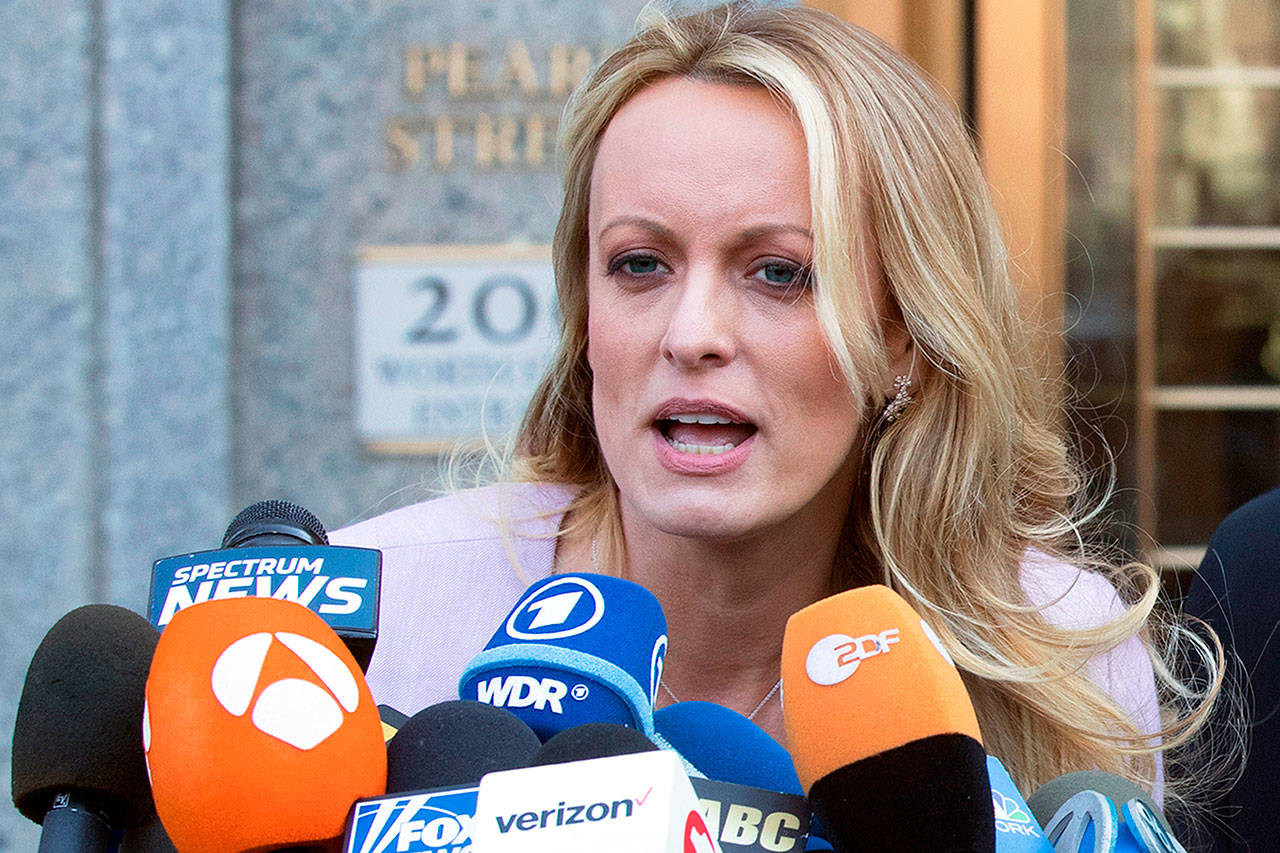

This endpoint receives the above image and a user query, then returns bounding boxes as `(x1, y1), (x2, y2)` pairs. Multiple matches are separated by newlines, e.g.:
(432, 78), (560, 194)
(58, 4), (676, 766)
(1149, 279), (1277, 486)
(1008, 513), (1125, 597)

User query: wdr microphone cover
(459, 572), (668, 739)
(144, 596), (386, 852)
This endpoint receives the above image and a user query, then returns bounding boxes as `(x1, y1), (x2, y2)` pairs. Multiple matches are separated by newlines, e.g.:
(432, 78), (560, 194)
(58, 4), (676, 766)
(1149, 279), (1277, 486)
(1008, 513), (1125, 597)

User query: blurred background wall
(4, 0), (1278, 848)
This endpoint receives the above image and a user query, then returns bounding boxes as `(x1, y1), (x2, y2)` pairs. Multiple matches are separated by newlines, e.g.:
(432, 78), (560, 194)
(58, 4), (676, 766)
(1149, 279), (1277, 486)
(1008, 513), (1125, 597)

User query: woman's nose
(659, 271), (737, 369)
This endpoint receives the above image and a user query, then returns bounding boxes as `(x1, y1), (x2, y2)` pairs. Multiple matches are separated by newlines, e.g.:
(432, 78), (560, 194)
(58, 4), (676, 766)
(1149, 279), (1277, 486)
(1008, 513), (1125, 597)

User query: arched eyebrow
(597, 216), (678, 242)
(598, 217), (812, 244)
(737, 223), (813, 242)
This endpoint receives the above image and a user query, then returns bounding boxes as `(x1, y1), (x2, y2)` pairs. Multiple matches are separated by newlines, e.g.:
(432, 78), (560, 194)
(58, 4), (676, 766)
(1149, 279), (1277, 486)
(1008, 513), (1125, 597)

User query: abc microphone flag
(459, 572), (667, 740)
(782, 584), (994, 852)
(144, 596), (386, 853)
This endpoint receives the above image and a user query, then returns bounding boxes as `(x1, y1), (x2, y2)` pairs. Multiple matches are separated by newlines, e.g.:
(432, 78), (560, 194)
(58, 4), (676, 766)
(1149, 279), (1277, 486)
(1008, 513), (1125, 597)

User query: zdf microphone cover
(458, 572), (668, 739)
(782, 584), (993, 852)
(144, 596), (386, 852)
(781, 583), (982, 789)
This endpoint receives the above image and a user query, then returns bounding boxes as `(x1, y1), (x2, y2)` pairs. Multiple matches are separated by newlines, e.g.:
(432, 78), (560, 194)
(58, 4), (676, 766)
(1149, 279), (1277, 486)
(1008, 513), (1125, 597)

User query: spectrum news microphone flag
(458, 572), (668, 740)
(782, 584), (996, 852)
(144, 596), (386, 852)
(147, 499), (381, 672)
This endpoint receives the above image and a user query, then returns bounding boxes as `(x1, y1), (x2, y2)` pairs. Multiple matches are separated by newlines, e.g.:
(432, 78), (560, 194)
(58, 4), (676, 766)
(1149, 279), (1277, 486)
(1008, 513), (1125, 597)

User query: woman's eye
(609, 254), (666, 277)
(754, 262), (810, 288)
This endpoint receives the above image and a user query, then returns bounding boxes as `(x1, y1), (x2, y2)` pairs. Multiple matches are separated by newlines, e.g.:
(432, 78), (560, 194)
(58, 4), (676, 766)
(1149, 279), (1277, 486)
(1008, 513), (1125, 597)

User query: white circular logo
(571, 683), (589, 701)
(806, 633), (859, 686)
(505, 577), (606, 641)
(805, 629), (901, 686)
(209, 631), (359, 750)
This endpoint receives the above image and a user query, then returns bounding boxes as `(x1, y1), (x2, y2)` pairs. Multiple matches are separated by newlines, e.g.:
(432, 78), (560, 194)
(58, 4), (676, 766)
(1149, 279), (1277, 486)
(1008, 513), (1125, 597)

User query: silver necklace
(593, 534), (782, 722)
(660, 677), (782, 722)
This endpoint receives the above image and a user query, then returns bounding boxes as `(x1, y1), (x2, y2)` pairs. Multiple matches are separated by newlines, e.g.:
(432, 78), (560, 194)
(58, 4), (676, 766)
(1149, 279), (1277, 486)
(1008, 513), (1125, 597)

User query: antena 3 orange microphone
(782, 584), (995, 852)
(144, 596), (386, 852)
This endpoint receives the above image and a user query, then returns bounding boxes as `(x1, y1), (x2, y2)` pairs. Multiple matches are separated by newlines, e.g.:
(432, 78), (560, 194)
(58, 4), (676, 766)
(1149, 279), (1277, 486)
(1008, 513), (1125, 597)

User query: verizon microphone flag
(473, 750), (722, 852)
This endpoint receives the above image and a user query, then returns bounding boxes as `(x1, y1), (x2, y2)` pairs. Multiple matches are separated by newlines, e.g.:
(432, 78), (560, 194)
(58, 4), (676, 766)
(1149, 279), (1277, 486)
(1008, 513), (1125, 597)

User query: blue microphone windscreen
(653, 700), (802, 795)
(986, 754), (1054, 851)
(459, 573), (667, 740)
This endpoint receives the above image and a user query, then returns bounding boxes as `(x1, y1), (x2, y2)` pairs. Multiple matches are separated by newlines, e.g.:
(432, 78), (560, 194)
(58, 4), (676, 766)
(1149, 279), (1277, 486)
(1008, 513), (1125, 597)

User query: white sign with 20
(355, 244), (557, 452)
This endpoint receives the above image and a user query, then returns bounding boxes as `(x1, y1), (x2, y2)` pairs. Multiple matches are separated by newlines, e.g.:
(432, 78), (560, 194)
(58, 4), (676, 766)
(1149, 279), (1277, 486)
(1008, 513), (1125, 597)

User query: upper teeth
(670, 414), (733, 424)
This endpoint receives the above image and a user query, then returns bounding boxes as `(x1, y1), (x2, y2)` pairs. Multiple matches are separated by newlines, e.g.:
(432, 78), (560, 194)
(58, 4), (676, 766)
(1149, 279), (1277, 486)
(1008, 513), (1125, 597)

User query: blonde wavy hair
(512, 0), (1224, 804)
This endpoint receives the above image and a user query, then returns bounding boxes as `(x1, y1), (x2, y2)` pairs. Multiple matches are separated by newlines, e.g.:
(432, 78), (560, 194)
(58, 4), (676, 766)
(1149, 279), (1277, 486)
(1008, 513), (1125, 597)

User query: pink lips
(651, 398), (757, 475)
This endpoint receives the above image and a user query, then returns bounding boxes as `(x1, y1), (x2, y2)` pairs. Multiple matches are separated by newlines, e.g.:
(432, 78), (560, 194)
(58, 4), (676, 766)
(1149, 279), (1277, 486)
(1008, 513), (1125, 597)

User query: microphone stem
(37, 793), (112, 853)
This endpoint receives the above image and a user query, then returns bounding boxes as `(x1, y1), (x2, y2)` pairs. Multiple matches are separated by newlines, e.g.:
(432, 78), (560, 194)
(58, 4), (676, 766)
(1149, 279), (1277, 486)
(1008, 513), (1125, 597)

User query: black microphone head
(220, 499), (328, 548)
(386, 700), (540, 792)
(807, 733), (994, 852)
(533, 722), (659, 766)
(11, 604), (159, 827)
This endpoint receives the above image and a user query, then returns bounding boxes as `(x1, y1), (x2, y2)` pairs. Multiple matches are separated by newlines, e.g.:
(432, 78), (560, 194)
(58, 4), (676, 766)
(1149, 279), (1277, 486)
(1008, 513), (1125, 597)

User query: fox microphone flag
(148, 499), (381, 671)
(458, 572), (668, 740)
(144, 596), (386, 853)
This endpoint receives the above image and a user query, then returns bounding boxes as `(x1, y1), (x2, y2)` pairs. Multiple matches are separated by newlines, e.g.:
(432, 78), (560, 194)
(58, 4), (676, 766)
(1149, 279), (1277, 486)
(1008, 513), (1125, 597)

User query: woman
(334, 1), (1221, 811)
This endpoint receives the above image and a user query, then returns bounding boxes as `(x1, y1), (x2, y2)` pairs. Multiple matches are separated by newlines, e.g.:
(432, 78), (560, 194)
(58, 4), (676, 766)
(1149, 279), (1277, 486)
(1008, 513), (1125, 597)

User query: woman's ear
(881, 297), (915, 397)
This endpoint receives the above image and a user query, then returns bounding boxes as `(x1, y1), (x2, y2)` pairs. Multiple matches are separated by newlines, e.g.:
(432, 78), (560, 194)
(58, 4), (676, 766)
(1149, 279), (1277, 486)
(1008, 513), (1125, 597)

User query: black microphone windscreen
(386, 700), (540, 792)
(220, 499), (328, 548)
(808, 733), (995, 852)
(11, 604), (159, 827)
(532, 722), (659, 766)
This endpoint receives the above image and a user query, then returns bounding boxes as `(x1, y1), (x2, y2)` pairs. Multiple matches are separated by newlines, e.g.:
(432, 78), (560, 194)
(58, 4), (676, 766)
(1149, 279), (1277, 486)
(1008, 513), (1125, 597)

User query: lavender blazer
(330, 481), (1163, 800)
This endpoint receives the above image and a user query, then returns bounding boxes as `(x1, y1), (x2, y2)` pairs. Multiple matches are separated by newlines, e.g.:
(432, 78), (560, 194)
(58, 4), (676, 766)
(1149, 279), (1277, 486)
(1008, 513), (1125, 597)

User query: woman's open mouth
(656, 413), (758, 455)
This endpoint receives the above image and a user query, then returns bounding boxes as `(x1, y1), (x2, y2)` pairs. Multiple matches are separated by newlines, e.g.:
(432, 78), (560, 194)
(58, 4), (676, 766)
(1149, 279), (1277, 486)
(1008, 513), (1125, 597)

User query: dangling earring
(881, 348), (918, 423)
(882, 374), (913, 422)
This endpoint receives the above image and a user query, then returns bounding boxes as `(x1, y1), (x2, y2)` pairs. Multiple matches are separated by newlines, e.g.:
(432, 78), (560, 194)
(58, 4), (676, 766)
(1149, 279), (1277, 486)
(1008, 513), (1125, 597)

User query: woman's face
(587, 76), (873, 545)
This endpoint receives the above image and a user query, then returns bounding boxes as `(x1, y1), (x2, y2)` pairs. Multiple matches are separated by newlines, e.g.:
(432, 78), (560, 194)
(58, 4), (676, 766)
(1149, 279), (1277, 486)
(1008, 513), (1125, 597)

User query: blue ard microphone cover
(458, 573), (667, 740)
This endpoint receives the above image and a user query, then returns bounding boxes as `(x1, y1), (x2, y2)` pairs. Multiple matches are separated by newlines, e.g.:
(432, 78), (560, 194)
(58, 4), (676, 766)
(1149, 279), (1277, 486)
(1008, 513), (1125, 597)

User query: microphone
(533, 721), (660, 765)
(144, 595), (386, 852)
(458, 572), (668, 740)
(653, 700), (802, 793)
(11, 605), (159, 852)
(987, 754), (1054, 851)
(653, 701), (813, 853)
(147, 499), (381, 671)
(386, 700), (541, 793)
(342, 701), (539, 853)
(1028, 771), (1186, 853)
(781, 584), (995, 852)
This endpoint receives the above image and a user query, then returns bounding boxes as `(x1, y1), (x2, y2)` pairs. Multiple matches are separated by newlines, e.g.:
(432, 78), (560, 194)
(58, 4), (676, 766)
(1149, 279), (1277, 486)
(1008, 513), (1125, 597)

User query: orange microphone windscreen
(144, 596), (387, 853)
(781, 584), (982, 792)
